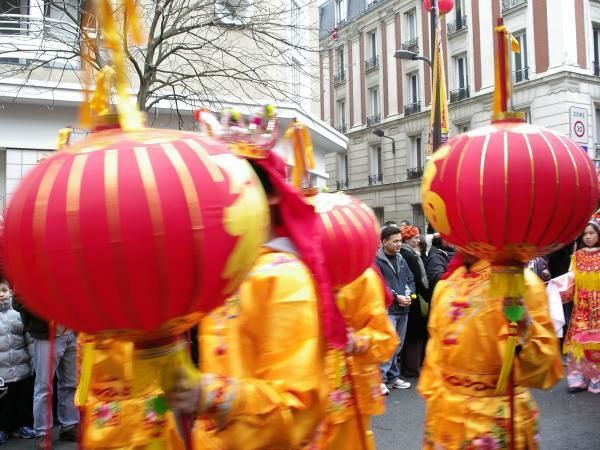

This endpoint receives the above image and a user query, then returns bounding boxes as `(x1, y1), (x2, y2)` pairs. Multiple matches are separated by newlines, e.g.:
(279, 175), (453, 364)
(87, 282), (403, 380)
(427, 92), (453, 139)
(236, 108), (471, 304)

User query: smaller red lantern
(424, 0), (454, 15)
(307, 193), (380, 289)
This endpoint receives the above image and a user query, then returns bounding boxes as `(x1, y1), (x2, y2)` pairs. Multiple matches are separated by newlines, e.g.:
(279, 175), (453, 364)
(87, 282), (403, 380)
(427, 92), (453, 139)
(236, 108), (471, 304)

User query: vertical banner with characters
(426, 8), (449, 156)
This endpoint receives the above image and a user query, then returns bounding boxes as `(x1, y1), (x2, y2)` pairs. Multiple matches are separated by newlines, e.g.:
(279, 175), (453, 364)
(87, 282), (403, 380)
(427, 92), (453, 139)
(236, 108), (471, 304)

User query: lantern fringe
(496, 323), (518, 394)
(563, 341), (600, 361)
(573, 270), (600, 291)
(489, 267), (526, 299)
(74, 341), (96, 407)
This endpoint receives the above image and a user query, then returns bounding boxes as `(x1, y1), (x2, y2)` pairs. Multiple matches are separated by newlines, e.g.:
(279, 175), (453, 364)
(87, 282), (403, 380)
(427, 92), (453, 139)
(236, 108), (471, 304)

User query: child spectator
(0, 279), (35, 443)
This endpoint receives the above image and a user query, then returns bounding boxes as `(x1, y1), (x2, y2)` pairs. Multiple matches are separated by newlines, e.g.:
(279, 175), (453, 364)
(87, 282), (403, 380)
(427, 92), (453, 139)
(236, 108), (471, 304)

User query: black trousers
(0, 376), (34, 433)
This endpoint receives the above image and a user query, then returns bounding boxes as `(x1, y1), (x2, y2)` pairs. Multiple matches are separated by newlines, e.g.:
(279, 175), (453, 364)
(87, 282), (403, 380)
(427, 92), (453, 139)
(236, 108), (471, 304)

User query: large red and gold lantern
(422, 119), (598, 264)
(307, 192), (380, 289)
(424, 0), (454, 15)
(3, 124), (269, 339)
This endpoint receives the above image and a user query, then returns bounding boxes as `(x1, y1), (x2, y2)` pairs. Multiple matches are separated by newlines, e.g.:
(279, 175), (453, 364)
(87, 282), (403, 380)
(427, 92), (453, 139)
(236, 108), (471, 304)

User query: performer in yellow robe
(418, 257), (563, 450)
(190, 244), (327, 450)
(76, 337), (183, 450)
(317, 267), (398, 450)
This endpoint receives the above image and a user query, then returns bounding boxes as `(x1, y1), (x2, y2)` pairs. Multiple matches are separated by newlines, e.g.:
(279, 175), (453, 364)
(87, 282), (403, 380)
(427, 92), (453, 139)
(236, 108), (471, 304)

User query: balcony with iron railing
(401, 37), (419, 54)
(336, 179), (349, 190)
(501, 0), (527, 14)
(334, 71), (346, 85)
(368, 173), (383, 185)
(407, 167), (424, 180)
(449, 86), (470, 103)
(365, 55), (379, 72)
(404, 101), (421, 116)
(335, 124), (347, 134)
(447, 15), (468, 36)
(514, 67), (529, 83)
(367, 0), (381, 10)
(366, 114), (381, 127)
(0, 14), (89, 64)
(594, 61), (599, 77)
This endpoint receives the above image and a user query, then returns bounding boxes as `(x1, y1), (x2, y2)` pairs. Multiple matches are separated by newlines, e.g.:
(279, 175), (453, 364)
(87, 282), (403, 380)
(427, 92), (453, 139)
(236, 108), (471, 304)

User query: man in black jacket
(425, 234), (454, 295)
(375, 226), (416, 395)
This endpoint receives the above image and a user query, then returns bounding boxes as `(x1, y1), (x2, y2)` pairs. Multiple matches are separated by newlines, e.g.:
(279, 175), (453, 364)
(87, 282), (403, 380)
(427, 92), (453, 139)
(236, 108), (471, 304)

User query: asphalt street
(3, 378), (598, 449)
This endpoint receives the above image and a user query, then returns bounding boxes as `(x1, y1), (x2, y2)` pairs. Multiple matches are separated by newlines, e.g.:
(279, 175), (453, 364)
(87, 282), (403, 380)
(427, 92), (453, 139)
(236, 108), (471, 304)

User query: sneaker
(12, 426), (35, 439)
(388, 379), (411, 389)
(59, 425), (78, 442)
(0, 431), (7, 445)
(380, 383), (390, 396)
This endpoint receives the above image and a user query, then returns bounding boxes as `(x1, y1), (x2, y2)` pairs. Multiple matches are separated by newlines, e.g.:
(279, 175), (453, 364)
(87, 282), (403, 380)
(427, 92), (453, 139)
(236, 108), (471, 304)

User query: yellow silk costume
(76, 338), (183, 450)
(193, 247), (327, 450)
(317, 268), (398, 450)
(418, 261), (563, 450)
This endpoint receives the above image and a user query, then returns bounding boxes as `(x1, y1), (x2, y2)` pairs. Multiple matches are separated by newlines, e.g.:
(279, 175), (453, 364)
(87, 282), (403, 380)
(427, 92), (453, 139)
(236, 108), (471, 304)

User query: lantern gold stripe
(478, 133), (491, 243)
(32, 158), (68, 316)
(536, 132), (561, 246)
(340, 206), (365, 279)
(104, 149), (121, 244)
(162, 142), (205, 307)
(332, 209), (356, 280)
(66, 154), (113, 328)
(455, 136), (476, 243)
(521, 133), (536, 243)
(183, 138), (224, 183)
(133, 147), (170, 319)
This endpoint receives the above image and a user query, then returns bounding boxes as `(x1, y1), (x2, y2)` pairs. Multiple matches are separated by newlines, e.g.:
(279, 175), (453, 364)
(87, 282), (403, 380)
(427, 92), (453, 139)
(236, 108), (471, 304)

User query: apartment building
(0, 0), (346, 211)
(319, 0), (600, 229)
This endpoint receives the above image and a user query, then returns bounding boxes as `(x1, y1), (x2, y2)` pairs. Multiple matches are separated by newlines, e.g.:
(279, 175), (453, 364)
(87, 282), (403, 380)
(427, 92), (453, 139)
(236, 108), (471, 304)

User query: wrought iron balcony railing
(401, 37), (419, 54)
(501, 0), (527, 14)
(404, 101), (421, 116)
(368, 173), (383, 185)
(514, 67), (529, 83)
(407, 167), (424, 180)
(365, 55), (379, 71)
(449, 86), (470, 103)
(336, 179), (349, 190)
(447, 15), (468, 36)
(334, 71), (346, 84)
(335, 124), (347, 134)
(366, 114), (381, 127)
(367, 0), (380, 10)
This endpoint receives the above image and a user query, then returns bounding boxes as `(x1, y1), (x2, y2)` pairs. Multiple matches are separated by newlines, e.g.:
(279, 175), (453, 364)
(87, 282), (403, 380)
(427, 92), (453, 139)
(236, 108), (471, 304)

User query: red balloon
(308, 193), (380, 289)
(424, 0), (454, 15)
(422, 119), (599, 264)
(3, 126), (268, 338)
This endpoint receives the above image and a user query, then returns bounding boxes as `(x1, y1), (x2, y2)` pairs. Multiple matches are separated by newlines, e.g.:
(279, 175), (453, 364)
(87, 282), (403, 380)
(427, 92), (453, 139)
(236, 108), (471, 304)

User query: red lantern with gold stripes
(2, 124), (269, 338)
(422, 118), (599, 264)
(307, 192), (380, 289)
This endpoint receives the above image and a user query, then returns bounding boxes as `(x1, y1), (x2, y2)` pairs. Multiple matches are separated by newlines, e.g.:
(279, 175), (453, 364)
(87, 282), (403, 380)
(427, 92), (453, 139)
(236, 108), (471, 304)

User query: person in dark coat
(375, 226), (416, 394)
(425, 235), (454, 295)
(399, 226), (429, 378)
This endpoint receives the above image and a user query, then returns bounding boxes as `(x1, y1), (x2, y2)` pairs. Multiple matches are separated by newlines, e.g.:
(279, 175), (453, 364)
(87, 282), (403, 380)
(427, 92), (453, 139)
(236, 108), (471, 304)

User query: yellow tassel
(285, 121), (315, 188)
(74, 341), (95, 407)
(56, 128), (73, 150)
(496, 324), (518, 394)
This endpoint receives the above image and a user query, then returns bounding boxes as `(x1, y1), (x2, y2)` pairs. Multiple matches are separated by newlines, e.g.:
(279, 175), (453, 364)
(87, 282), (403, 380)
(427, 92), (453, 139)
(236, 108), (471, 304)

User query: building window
(337, 153), (349, 190)
(450, 54), (469, 102)
(401, 9), (419, 52)
(513, 31), (529, 82)
(367, 86), (380, 126)
(291, 58), (301, 104)
(404, 72), (421, 115)
(447, 0), (467, 35)
(406, 136), (424, 179)
(594, 25), (600, 76)
(334, 46), (345, 83)
(0, 0), (28, 35)
(412, 203), (426, 232)
(335, 0), (347, 25)
(291, 0), (301, 47)
(365, 30), (379, 71)
(336, 99), (347, 133)
(369, 145), (383, 184)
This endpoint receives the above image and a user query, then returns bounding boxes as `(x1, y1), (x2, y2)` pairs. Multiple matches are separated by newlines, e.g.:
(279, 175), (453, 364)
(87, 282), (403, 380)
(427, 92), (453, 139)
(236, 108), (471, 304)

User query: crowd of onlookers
(375, 217), (599, 396)
(0, 284), (78, 448)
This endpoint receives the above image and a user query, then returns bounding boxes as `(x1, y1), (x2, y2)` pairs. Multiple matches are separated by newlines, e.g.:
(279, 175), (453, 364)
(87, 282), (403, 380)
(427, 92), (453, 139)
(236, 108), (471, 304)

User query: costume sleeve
(341, 269), (399, 365)
(417, 283), (445, 400)
(199, 262), (325, 449)
(497, 271), (563, 389)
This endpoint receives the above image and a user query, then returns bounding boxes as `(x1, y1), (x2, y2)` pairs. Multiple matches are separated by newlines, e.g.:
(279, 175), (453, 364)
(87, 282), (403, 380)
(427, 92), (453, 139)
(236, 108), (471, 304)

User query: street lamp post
(394, 0), (442, 153)
(372, 128), (396, 154)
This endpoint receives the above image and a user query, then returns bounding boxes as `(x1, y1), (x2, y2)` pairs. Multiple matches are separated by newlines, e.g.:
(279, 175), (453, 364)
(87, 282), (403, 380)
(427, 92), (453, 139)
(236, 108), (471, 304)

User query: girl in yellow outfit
(317, 268), (398, 450)
(76, 337), (183, 450)
(418, 257), (563, 450)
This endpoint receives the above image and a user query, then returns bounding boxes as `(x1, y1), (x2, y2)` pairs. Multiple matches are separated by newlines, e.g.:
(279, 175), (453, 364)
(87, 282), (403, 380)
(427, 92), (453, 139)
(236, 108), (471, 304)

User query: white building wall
(352, 38), (362, 128)
(386, 16), (399, 116)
